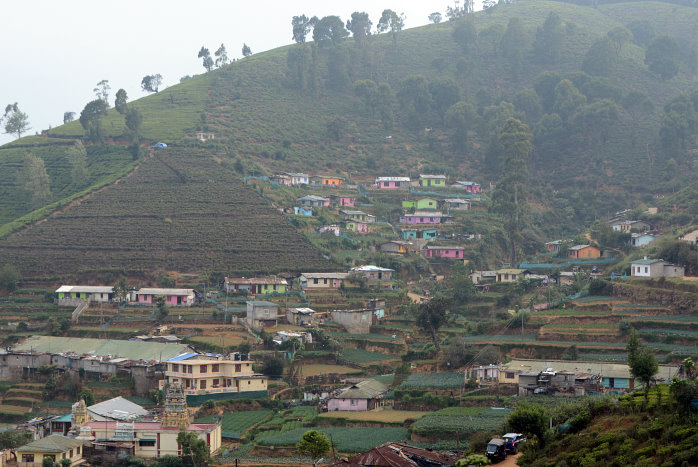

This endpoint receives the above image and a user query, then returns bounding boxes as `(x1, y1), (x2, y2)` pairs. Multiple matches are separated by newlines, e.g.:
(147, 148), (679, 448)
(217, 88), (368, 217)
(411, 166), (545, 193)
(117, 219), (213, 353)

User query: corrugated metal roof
(503, 359), (679, 380)
(301, 272), (349, 279)
(14, 336), (191, 362)
(167, 352), (199, 362)
(17, 434), (84, 453)
(88, 396), (149, 420)
(335, 379), (389, 400)
(225, 277), (287, 285)
(136, 288), (194, 296)
(55, 285), (113, 293)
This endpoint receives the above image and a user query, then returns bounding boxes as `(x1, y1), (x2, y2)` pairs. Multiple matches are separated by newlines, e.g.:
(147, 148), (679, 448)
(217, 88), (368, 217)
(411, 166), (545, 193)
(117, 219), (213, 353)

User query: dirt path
(498, 452), (522, 466)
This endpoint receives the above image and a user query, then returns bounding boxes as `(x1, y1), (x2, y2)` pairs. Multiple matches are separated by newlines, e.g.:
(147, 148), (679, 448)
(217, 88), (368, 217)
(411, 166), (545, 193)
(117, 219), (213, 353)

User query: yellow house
(84, 420), (222, 458)
(496, 268), (528, 283)
(17, 434), (86, 466)
(162, 353), (267, 396)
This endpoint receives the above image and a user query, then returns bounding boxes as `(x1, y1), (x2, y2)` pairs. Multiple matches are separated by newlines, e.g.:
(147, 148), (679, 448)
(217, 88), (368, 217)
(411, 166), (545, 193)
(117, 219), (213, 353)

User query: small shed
(246, 301), (279, 328)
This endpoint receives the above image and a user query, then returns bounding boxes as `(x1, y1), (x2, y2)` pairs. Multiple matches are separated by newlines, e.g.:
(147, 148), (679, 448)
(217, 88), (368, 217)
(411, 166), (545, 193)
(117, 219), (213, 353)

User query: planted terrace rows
(0, 150), (333, 276)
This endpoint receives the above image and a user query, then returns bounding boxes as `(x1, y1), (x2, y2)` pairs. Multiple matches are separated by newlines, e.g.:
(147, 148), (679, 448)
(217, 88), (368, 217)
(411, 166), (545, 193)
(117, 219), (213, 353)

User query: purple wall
(400, 215), (441, 224)
(327, 398), (368, 411)
(426, 249), (464, 258)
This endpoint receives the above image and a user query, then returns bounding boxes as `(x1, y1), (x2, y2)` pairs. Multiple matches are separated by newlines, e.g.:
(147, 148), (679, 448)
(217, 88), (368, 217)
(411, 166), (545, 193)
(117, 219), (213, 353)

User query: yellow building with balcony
(161, 352), (267, 397)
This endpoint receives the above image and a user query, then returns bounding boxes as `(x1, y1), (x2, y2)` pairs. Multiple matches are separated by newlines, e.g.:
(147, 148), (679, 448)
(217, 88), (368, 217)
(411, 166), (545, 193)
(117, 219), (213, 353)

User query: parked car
(502, 433), (526, 453)
(486, 438), (507, 461)
(152, 142), (167, 149)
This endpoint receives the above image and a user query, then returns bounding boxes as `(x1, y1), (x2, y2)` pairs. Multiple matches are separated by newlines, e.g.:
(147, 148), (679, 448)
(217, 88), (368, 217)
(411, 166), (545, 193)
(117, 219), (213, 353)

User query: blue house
(401, 228), (437, 240)
(630, 233), (656, 248)
(294, 206), (313, 216)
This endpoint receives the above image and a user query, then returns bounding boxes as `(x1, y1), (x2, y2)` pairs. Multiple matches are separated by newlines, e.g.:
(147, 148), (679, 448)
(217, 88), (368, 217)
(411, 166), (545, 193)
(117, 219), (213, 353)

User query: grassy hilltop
(1, 0), (697, 278)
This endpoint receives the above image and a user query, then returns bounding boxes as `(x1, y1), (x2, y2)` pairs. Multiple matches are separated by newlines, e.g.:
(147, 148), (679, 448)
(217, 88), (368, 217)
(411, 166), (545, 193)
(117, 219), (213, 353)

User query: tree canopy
(296, 429), (330, 465)
(313, 16), (349, 48)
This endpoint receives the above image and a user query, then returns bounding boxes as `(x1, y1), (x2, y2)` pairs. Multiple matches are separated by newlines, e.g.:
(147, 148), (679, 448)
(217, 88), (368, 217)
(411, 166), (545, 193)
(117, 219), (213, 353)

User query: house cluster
(374, 174), (481, 192)
(272, 173), (346, 187)
(56, 286), (196, 306)
(493, 359), (680, 396)
(246, 295), (385, 335)
(12, 384), (221, 466)
(4, 336), (267, 401)
(608, 210), (659, 248)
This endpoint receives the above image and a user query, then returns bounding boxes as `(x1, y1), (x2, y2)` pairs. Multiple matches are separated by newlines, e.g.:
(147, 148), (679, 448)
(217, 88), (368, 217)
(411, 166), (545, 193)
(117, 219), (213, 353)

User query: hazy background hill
(1, 0), (697, 278)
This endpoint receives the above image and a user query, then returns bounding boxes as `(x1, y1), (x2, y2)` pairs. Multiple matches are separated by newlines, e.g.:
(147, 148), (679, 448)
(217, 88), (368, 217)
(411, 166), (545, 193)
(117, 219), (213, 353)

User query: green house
(418, 174), (447, 187)
(402, 198), (438, 210)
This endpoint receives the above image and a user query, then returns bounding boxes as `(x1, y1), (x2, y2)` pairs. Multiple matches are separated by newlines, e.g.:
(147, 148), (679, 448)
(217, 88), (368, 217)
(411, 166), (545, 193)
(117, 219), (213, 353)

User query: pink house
(399, 211), (452, 224)
(375, 176), (411, 189)
(339, 196), (355, 207)
(135, 288), (195, 306)
(327, 379), (388, 412)
(344, 219), (368, 233)
(452, 181), (481, 193)
(424, 246), (464, 259)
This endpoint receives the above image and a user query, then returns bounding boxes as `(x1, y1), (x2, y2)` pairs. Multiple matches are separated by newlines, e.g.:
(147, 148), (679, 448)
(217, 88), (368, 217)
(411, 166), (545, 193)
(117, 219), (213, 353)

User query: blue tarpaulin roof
(168, 352), (198, 362)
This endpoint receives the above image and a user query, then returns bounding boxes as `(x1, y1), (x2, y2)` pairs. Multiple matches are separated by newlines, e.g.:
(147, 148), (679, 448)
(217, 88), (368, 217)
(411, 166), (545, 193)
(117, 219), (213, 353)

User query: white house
(631, 257), (685, 278)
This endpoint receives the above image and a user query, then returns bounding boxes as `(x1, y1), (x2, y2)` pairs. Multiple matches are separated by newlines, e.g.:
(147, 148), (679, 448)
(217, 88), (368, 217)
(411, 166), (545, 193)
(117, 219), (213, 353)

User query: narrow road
(498, 452), (522, 466)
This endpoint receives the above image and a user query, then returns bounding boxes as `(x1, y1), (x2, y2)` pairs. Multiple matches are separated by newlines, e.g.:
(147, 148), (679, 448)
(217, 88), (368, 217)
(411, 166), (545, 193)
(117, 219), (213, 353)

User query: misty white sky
(1, 0), (484, 146)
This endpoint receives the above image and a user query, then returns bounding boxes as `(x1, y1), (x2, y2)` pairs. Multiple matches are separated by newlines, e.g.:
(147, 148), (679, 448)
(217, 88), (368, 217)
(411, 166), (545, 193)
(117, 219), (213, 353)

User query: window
(171, 364), (179, 372)
(645, 267), (648, 273)
(248, 381), (251, 385)
(200, 365), (207, 373)
(63, 453), (67, 459)
(139, 440), (156, 447)
(200, 380), (207, 389)
(506, 372), (515, 379)
(212, 364), (219, 372)
(21, 454), (34, 462)
(313, 278), (319, 285)
(70, 449), (73, 457)
(323, 279), (328, 285)
(187, 365), (193, 374)
(213, 379), (220, 387)
(235, 364), (241, 372)
(77, 447), (81, 455)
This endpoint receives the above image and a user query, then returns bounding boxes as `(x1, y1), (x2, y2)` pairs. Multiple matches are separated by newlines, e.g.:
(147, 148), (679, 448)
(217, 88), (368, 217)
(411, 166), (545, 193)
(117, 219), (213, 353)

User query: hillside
(0, 148), (332, 277)
(1, 0), (698, 277)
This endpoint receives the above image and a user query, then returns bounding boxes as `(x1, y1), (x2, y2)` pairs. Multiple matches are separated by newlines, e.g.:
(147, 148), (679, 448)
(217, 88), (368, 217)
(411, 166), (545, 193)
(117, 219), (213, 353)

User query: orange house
(321, 176), (344, 186)
(568, 245), (601, 258)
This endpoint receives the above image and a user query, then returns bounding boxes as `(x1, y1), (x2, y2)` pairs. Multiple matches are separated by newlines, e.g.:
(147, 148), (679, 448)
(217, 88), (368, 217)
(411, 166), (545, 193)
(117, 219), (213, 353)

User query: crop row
(412, 407), (511, 433)
(400, 373), (466, 389)
(255, 426), (409, 453)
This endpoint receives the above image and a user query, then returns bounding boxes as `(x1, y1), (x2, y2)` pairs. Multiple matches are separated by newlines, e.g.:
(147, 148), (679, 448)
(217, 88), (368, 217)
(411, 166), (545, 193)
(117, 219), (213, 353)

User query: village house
(631, 257), (685, 278)
(351, 265), (394, 281)
(402, 198), (438, 210)
(469, 270), (497, 285)
(224, 277), (287, 295)
(401, 228), (437, 240)
(17, 434), (86, 466)
(294, 206), (313, 216)
(5, 336), (193, 395)
(339, 210), (375, 223)
(274, 331), (312, 346)
(379, 240), (414, 255)
(300, 272), (348, 289)
(296, 195), (330, 207)
(162, 352), (266, 398)
(679, 229), (698, 245)
(365, 298), (387, 319)
(270, 174), (291, 185)
(424, 245), (465, 259)
(246, 301), (279, 328)
(286, 307), (320, 326)
(500, 359), (679, 394)
(55, 286), (114, 304)
(418, 174), (447, 187)
(284, 172), (309, 185)
(495, 268), (529, 283)
(630, 232), (656, 248)
(451, 180), (481, 193)
(612, 220), (651, 233)
(441, 198), (471, 210)
(135, 288), (195, 306)
(544, 240), (568, 254)
(399, 211), (453, 224)
(375, 176), (411, 189)
(328, 195), (355, 207)
(318, 225), (341, 236)
(327, 379), (389, 411)
(343, 219), (368, 234)
(567, 245), (601, 259)
(331, 309), (373, 334)
(316, 176), (345, 186)
(467, 364), (500, 383)
(195, 131), (215, 142)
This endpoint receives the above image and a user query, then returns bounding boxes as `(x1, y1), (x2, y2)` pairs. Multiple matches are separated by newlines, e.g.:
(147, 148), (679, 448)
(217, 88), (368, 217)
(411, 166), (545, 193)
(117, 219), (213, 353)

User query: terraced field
(0, 149), (334, 276)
